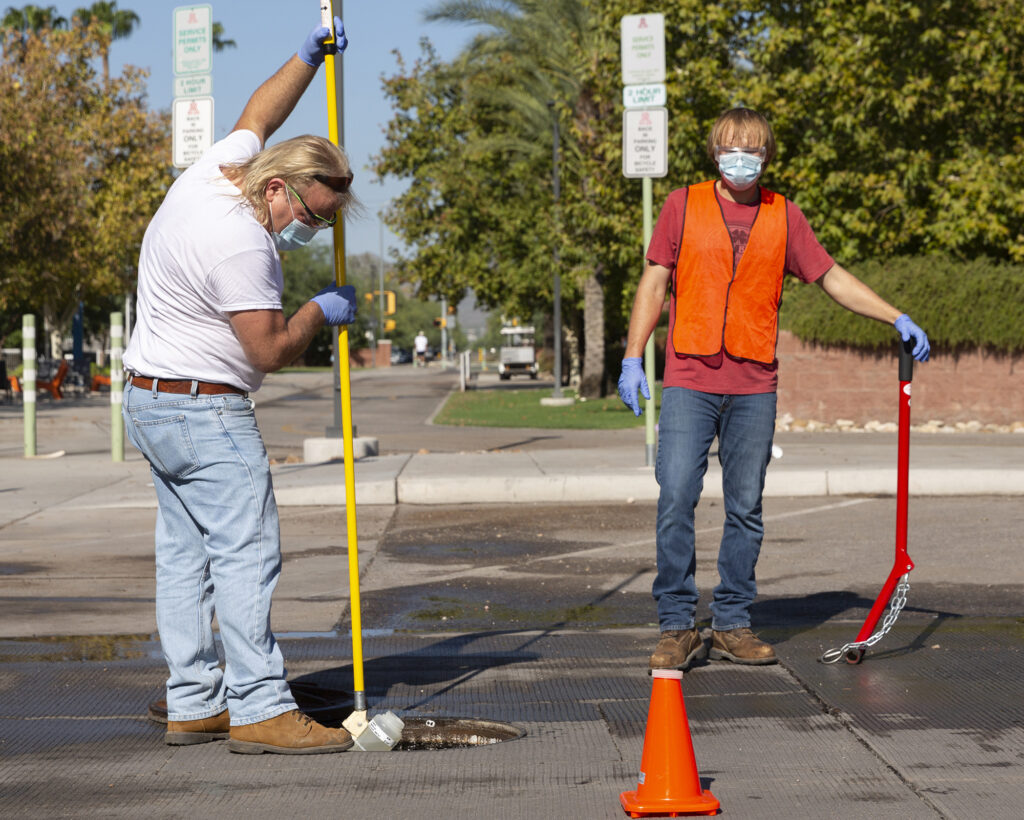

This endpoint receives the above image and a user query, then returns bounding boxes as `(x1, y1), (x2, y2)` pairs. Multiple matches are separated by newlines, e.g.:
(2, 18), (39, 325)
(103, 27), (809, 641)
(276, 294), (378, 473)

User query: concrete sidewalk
(1, 365), (1024, 526)
(2, 424), (1022, 525)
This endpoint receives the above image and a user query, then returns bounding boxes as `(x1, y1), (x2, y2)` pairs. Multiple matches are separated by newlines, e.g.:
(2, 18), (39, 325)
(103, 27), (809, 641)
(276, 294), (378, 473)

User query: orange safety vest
(672, 180), (788, 365)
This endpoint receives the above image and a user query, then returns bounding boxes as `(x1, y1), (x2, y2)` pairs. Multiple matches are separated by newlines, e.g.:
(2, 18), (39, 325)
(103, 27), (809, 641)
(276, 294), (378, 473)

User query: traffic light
(367, 290), (396, 314)
(433, 317), (446, 328)
(384, 319), (396, 332)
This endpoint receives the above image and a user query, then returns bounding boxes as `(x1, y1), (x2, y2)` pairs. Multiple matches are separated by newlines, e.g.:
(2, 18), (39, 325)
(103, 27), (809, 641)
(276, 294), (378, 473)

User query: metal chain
(820, 574), (911, 664)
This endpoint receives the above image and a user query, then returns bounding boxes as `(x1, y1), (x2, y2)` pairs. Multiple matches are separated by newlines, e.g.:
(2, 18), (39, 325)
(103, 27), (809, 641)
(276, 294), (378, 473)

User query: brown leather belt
(129, 375), (247, 396)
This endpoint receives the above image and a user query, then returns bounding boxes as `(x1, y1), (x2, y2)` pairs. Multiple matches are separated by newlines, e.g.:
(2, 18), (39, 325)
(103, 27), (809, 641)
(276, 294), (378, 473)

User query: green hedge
(779, 255), (1024, 354)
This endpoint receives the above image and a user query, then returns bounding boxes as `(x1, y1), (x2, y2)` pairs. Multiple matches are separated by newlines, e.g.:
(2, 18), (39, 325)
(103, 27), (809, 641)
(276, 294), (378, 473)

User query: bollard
(22, 315), (36, 457)
(110, 312), (124, 462)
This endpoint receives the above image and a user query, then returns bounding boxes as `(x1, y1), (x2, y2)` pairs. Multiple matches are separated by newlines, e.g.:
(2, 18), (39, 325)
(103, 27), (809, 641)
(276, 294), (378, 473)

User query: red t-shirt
(646, 183), (834, 394)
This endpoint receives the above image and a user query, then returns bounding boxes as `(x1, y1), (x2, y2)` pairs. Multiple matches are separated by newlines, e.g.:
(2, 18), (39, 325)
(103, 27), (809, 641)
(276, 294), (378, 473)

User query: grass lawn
(434, 385), (661, 430)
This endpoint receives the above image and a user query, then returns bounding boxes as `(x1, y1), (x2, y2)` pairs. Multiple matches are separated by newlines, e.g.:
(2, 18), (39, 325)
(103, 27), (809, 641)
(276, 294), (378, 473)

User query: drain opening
(396, 717), (525, 750)
(148, 700), (524, 751)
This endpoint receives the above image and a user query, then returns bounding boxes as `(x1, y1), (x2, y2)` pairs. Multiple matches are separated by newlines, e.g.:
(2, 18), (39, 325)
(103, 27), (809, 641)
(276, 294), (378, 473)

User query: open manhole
(148, 699), (524, 750)
(395, 717), (525, 750)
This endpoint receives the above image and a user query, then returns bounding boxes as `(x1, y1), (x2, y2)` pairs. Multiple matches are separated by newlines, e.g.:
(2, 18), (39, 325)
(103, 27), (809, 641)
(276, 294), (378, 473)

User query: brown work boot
(227, 710), (354, 755)
(165, 709), (230, 745)
(709, 627), (777, 665)
(648, 628), (707, 672)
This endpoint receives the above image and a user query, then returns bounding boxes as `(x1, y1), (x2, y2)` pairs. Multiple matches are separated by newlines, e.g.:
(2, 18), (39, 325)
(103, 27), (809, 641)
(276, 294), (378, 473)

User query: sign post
(110, 313), (124, 462)
(22, 315), (36, 458)
(172, 5), (214, 168)
(621, 13), (666, 467)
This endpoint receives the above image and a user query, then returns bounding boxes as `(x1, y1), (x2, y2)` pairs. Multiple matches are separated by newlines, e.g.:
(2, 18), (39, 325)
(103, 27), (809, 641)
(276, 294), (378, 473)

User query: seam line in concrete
(780, 660), (953, 819)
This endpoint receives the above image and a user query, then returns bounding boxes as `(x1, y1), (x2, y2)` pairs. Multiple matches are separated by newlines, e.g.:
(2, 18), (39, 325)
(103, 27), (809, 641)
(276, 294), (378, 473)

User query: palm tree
(72, 1), (138, 83)
(2, 4), (68, 32)
(212, 21), (235, 52)
(426, 0), (612, 396)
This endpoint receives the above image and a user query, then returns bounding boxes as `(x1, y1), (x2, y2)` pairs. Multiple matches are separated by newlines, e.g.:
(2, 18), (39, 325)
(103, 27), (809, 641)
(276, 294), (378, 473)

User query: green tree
(378, 0), (1024, 382)
(384, 0), (631, 396)
(743, 0), (1024, 263)
(1, 4), (67, 32)
(71, 1), (138, 83)
(211, 21), (235, 52)
(0, 24), (169, 353)
(374, 43), (557, 340)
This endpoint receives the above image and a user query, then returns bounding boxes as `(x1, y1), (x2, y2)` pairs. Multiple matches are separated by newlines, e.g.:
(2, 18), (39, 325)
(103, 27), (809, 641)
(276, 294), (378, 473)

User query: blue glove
(894, 314), (930, 362)
(298, 16), (347, 67)
(311, 284), (356, 325)
(617, 357), (651, 417)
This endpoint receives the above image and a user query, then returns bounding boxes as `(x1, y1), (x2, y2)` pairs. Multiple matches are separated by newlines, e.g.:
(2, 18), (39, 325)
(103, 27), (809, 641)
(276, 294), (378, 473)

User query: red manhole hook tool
(821, 338), (916, 665)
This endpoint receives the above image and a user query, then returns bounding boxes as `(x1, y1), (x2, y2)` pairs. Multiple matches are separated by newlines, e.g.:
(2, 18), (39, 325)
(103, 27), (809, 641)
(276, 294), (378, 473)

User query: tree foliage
(379, 1), (633, 396)
(0, 23), (170, 346)
(374, 42), (555, 318)
(375, 0), (1024, 382)
(780, 255), (1024, 353)
(72, 1), (138, 82)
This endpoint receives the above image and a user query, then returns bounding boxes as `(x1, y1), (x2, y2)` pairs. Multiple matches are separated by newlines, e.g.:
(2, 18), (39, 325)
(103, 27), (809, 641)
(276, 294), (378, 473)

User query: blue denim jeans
(123, 382), (296, 726)
(653, 386), (777, 632)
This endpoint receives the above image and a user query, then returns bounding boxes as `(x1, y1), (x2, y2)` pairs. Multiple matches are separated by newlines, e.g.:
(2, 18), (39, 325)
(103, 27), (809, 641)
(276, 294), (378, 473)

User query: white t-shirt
(124, 130), (282, 392)
(414, 333), (428, 353)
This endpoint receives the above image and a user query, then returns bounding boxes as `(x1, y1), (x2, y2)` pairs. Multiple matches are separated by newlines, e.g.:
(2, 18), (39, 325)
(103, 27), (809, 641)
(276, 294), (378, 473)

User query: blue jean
(653, 387), (777, 632)
(123, 382), (296, 726)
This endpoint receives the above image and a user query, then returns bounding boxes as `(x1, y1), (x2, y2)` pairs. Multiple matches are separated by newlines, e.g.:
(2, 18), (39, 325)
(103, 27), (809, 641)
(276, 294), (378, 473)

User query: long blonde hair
(221, 134), (357, 227)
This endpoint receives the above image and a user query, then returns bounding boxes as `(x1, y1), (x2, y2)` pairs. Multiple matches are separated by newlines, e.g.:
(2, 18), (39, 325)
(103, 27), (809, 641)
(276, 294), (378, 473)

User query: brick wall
(776, 331), (1023, 425)
(349, 340), (392, 369)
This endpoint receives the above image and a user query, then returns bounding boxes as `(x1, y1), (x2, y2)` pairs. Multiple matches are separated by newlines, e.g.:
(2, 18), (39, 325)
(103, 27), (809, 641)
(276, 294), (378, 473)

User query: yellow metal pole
(321, 2), (368, 734)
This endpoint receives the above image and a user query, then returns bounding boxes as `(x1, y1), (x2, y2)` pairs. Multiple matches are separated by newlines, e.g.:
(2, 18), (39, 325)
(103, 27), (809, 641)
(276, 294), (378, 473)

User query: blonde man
(618, 108), (929, 671)
(123, 17), (358, 754)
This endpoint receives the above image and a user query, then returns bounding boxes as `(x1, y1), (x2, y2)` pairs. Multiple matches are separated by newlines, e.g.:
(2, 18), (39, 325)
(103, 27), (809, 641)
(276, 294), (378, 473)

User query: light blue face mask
(270, 189), (318, 251)
(717, 151), (763, 191)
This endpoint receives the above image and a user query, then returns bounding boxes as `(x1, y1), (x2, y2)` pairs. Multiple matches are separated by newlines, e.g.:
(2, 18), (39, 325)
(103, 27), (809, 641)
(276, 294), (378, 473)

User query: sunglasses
(315, 172), (354, 193)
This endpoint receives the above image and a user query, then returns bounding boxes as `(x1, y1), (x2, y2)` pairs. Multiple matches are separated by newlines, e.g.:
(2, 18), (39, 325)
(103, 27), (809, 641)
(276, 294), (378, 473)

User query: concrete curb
(267, 464), (1024, 507)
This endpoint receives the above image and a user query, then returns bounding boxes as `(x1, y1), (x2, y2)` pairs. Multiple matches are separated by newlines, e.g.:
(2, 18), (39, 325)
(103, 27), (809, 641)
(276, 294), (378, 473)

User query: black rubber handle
(898, 336), (914, 382)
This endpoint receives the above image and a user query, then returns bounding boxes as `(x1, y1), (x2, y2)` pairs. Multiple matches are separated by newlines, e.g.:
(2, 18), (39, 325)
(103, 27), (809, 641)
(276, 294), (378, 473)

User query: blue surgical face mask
(717, 151), (763, 191)
(270, 189), (318, 251)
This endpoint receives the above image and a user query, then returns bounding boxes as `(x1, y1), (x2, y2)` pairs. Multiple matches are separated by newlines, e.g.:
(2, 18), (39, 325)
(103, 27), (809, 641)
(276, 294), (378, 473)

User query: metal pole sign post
(110, 313), (125, 462)
(621, 13), (667, 467)
(172, 5), (214, 169)
(22, 315), (36, 458)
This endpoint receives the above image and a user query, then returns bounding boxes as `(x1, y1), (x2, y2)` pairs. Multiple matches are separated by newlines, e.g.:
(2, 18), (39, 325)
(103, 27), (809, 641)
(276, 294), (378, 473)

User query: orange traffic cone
(619, 669), (720, 817)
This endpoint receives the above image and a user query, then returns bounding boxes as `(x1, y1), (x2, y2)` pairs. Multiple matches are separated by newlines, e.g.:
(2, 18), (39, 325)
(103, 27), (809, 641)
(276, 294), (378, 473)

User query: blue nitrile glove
(311, 284), (356, 325)
(298, 16), (347, 67)
(894, 314), (930, 362)
(617, 357), (650, 417)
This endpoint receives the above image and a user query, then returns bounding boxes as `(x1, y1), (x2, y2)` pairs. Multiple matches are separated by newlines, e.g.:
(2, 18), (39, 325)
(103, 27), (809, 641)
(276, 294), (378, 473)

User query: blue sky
(47, 1), (477, 256)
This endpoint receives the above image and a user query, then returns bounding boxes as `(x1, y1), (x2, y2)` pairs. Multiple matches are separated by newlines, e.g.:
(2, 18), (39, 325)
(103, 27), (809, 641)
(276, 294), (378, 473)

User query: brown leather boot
(648, 628), (707, 671)
(227, 710), (354, 755)
(709, 627), (777, 665)
(165, 709), (230, 745)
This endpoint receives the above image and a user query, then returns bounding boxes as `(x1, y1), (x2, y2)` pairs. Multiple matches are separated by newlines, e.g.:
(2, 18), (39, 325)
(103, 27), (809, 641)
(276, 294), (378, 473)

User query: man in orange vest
(618, 108), (929, 671)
